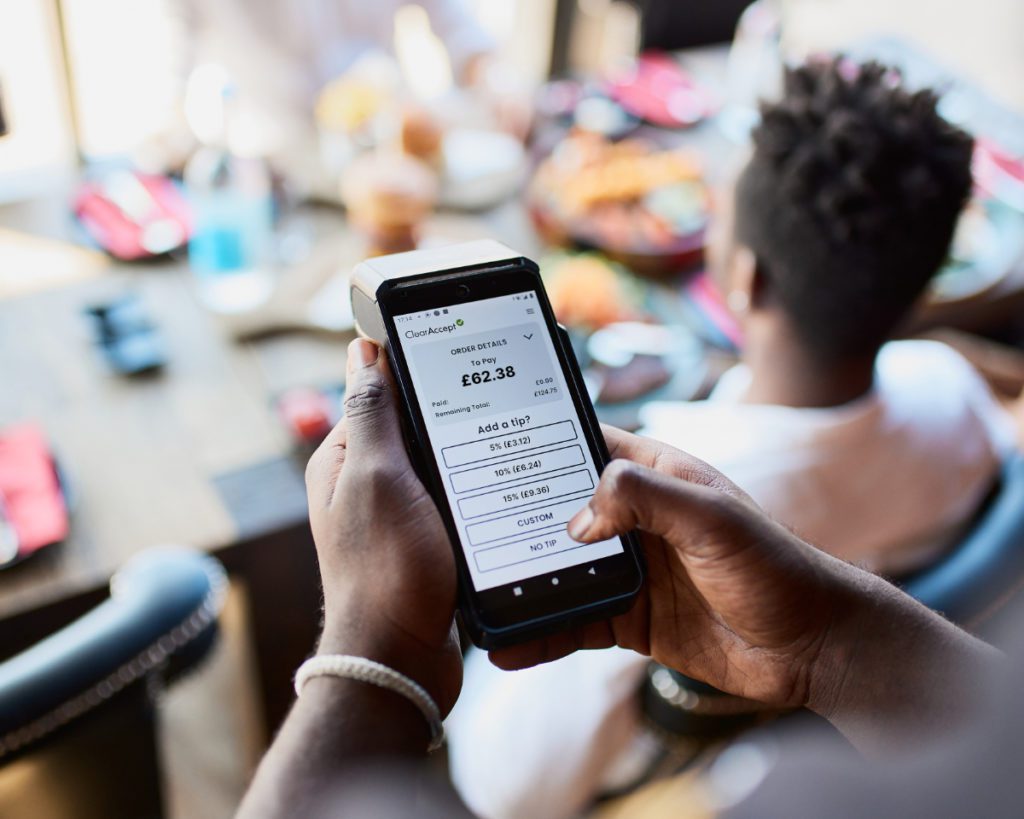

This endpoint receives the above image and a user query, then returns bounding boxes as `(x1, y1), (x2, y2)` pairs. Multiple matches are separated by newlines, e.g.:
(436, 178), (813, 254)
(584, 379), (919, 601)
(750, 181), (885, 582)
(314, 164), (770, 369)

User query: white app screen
(397, 291), (622, 591)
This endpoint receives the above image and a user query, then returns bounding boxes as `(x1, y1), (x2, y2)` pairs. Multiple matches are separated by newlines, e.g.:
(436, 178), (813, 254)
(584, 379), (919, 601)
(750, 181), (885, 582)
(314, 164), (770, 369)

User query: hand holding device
(305, 343), (837, 717)
(300, 394), (996, 765)
(491, 426), (844, 708)
(494, 427), (1000, 754)
(305, 339), (463, 717)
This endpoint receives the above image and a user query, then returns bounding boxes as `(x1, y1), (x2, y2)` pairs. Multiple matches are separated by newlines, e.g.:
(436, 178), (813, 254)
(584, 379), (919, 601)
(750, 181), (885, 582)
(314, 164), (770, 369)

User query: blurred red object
(0, 424), (68, 565)
(74, 170), (192, 261)
(973, 138), (1024, 211)
(276, 387), (337, 445)
(605, 52), (716, 128)
(686, 272), (743, 349)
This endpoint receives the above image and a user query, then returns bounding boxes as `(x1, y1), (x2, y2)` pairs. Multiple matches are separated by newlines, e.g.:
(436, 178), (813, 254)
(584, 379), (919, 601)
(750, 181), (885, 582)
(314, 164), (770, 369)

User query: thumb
(567, 459), (727, 548)
(341, 339), (407, 468)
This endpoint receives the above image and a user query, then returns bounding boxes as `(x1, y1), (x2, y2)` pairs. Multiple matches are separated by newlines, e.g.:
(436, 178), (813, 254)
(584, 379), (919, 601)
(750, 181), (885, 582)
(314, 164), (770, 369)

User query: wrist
(803, 562), (999, 753)
(317, 605), (457, 716)
(298, 672), (433, 752)
(318, 623), (429, 684)
(804, 569), (878, 721)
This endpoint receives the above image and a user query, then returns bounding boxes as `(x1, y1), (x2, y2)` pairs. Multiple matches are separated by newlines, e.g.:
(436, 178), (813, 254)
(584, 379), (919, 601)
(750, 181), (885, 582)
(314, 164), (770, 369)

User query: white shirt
(447, 340), (1015, 819)
(641, 339), (1015, 574)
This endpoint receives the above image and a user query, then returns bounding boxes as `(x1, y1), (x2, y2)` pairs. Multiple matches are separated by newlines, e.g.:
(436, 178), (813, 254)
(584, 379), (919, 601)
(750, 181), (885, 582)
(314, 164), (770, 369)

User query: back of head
(735, 59), (974, 360)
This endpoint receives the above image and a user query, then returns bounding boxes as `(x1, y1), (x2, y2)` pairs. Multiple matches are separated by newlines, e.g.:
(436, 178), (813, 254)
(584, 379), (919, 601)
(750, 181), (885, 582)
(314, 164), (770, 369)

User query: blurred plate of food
(315, 56), (526, 211)
(541, 251), (647, 330)
(340, 149), (439, 256)
(586, 320), (705, 429)
(540, 252), (705, 427)
(400, 106), (526, 210)
(529, 133), (710, 278)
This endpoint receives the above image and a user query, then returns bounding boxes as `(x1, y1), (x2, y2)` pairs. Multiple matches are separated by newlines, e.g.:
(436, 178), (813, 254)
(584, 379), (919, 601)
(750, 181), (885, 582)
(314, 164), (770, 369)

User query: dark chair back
(904, 454), (1024, 630)
(0, 549), (225, 819)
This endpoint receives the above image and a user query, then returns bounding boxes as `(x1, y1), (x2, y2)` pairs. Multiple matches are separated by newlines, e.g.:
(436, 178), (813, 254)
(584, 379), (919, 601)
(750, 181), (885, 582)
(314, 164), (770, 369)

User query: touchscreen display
(396, 290), (623, 592)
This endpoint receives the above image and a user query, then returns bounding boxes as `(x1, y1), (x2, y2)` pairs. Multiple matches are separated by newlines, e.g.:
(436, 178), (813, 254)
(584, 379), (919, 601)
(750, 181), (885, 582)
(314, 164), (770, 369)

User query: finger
(602, 424), (748, 499)
(567, 459), (727, 546)
(489, 619), (616, 670)
(489, 637), (569, 671)
(305, 418), (349, 509)
(602, 424), (660, 467)
(341, 339), (408, 471)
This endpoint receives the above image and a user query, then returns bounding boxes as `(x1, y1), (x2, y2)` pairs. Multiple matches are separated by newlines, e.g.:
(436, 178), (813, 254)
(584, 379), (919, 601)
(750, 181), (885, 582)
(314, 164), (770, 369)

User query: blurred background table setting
(0, 1), (1023, 815)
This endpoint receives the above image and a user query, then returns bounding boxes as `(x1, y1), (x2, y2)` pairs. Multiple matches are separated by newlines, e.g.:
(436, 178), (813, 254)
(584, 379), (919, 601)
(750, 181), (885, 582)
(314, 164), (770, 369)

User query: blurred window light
(467, 0), (555, 83)
(184, 64), (232, 147)
(394, 4), (455, 102)
(468, 0), (517, 39)
(0, 0), (75, 202)
(61, 0), (181, 159)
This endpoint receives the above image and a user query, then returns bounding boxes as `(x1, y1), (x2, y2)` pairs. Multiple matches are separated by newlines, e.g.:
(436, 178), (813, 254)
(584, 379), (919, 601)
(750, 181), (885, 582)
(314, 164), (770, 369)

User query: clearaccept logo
(405, 318), (463, 338)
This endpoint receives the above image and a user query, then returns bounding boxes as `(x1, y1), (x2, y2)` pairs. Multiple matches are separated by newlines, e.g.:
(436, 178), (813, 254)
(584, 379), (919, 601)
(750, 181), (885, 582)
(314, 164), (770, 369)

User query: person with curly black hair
(448, 59), (1016, 819)
(636, 57), (1013, 573)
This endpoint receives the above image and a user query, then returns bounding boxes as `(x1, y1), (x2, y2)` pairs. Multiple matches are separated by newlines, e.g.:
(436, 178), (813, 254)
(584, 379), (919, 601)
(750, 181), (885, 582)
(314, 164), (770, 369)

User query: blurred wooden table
(0, 206), (321, 606)
(0, 191), (537, 733)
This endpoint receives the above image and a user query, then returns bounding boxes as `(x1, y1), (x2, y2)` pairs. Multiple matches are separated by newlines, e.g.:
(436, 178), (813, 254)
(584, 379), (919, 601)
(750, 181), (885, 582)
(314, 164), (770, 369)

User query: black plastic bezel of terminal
(376, 257), (645, 649)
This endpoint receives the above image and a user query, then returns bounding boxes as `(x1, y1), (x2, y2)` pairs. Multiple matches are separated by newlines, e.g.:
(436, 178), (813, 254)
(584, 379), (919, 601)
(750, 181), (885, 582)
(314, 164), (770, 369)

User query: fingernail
(568, 505), (594, 541)
(348, 339), (379, 371)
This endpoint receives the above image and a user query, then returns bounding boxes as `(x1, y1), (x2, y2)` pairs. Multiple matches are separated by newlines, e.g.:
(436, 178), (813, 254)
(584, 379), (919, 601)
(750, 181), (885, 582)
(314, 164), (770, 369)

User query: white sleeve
(966, 372), (1019, 462)
(931, 342), (1018, 460)
(417, 0), (495, 76)
(446, 647), (649, 819)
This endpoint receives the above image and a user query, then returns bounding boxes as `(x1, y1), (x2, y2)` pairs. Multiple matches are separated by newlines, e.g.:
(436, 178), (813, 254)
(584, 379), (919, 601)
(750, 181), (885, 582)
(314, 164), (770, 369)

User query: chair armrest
(0, 548), (226, 748)
(905, 454), (1024, 624)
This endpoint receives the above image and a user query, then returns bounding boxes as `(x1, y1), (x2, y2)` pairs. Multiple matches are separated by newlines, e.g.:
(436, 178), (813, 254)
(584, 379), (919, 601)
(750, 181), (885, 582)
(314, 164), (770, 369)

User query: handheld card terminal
(351, 240), (644, 648)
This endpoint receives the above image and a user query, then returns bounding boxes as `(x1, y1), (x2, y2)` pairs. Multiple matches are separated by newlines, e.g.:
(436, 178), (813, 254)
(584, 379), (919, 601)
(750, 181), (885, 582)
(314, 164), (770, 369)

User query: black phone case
(362, 260), (645, 649)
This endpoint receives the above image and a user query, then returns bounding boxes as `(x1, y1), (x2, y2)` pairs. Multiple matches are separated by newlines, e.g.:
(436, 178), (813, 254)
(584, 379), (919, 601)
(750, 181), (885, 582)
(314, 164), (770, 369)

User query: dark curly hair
(734, 58), (974, 360)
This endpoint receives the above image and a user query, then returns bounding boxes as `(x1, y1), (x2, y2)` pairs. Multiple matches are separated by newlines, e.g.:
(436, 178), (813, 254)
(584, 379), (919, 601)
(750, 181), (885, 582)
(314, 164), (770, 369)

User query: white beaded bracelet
(294, 655), (445, 752)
